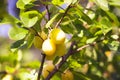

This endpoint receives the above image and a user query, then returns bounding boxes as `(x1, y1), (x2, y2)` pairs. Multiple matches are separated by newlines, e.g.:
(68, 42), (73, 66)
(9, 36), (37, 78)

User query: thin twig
(77, 42), (96, 51)
(37, 54), (46, 80)
(30, 27), (44, 41)
(77, 39), (104, 51)
(45, 5), (50, 21)
(54, 4), (71, 28)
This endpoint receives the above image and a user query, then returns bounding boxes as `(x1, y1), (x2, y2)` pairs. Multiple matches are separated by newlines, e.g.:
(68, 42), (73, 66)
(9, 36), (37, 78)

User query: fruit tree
(0, 0), (120, 80)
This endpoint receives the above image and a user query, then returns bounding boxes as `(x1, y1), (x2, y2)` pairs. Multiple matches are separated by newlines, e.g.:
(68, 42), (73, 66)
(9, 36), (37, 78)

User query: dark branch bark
(37, 54), (46, 80)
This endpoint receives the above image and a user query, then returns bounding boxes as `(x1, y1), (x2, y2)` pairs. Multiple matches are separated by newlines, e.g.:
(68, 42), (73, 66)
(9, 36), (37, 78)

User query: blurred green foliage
(0, 0), (120, 80)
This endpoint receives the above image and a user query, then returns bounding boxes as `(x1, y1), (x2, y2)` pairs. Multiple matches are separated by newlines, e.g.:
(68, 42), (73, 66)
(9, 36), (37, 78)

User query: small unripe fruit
(33, 36), (43, 49)
(42, 63), (55, 79)
(55, 43), (66, 57)
(2, 74), (13, 80)
(50, 28), (65, 44)
(61, 70), (74, 80)
(42, 39), (56, 56)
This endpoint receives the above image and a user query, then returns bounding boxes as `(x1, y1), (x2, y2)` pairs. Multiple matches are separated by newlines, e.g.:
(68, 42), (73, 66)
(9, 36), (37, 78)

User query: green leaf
(11, 39), (25, 49)
(22, 0), (33, 4)
(20, 11), (39, 27)
(109, 0), (120, 7)
(99, 17), (112, 35)
(23, 61), (40, 68)
(111, 34), (119, 40)
(16, 0), (35, 9)
(101, 25), (112, 35)
(78, 30), (84, 38)
(33, 20), (42, 32)
(61, 21), (76, 34)
(72, 19), (83, 32)
(52, 0), (64, 5)
(95, 30), (103, 36)
(24, 3), (35, 9)
(86, 37), (98, 44)
(68, 58), (82, 70)
(75, 6), (92, 24)
(53, 56), (60, 65)
(94, 0), (109, 11)
(51, 75), (61, 80)
(9, 27), (28, 40)
(10, 50), (23, 62)
(105, 11), (119, 26)
(0, 15), (20, 25)
(87, 11), (96, 19)
(64, 0), (77, 5)
(26, 32), (35, 48)
(5, 66), (16, 74)
(108, 41), (119, 51)
(0, 51), (18, 63)
(16, 0), (26, 9)
(45, 13), (60, 28)
(60, 15), (80, 34)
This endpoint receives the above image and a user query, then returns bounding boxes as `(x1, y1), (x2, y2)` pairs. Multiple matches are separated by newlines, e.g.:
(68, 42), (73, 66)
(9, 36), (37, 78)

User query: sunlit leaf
(109, 0), (120, 7)
(111, 35), (119, 40)
(94, 0), (109, 11)
(105, 11), (119, 26)
(16, 0), (26, 9)
(45, 13), (60, 28)
(17, 0), (35, 9)
(5, 66), (16, 74)
(108, 41), (119, 51)
(52, 0), (64, 5)
(86, 37), (98, 44)
(51, 75), (61, 80)
(22, 0), (33, 4)
(64, 0), (77, 5)
(9, 27), (28, 40)
(23, 61), (40, 68)
(75, 6), (92, 24)
(20, 11), (39, 27)
(99, 17), (112, 35)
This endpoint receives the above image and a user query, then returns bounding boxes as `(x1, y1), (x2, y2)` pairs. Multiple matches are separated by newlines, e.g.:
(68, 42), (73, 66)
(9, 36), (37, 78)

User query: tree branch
(37, 53), (46, 80)
(55, 4), (71, 28)
(45, 5), (50, 21)
(45, 39), (104, 80)
(45, 41), (75, 80)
